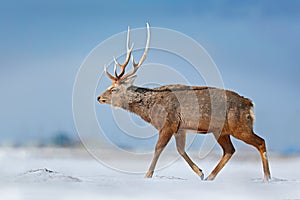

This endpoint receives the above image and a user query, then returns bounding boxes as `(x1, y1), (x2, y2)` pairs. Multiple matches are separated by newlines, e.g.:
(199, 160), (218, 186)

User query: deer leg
(232, 131), (271, 181)
(206, 134), (235, 181)
(144, 127), (174, 178)
(174, 130), (204, 180)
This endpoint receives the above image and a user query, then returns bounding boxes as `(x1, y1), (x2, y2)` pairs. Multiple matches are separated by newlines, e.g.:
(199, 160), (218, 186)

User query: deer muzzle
(97, 96), (106, 104)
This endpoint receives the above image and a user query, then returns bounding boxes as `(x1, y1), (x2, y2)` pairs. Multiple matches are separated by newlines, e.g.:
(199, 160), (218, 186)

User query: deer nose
(97, 96), (106, 103)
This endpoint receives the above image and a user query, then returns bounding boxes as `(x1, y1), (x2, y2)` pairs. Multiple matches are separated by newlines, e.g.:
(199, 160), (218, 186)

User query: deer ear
(121, 75), (137, 86)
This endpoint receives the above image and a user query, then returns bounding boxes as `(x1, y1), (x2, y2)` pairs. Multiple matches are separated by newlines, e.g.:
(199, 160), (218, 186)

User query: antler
(104, 23), (150, 82)
(113, 26), (134, 79)
(104, 64), (117, 81)
(120, 23), (150, 80)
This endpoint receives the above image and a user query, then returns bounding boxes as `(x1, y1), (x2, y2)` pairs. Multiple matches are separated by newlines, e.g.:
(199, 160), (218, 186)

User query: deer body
(114, 84), (253, 134)
(97, 24), (271, 181)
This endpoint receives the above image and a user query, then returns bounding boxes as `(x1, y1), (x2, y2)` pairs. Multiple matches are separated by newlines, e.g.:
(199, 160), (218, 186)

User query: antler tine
(113, 26), (134, 79)
(104, 65), (117, 81)
(133, 23), (150, 67)
(113, 63), (118, 77)
(121, 23), (150, 80)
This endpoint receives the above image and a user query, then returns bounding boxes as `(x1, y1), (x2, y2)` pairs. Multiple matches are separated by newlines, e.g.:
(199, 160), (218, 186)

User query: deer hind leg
(232, 131), (271, 181)
(144, 126), (174, 178)
(174, 130), (204, 180)
(206, 134), (235, 181)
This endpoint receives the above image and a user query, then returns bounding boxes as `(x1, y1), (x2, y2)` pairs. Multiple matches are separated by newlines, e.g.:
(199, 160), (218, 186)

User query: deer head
(97, 23), (150, 108)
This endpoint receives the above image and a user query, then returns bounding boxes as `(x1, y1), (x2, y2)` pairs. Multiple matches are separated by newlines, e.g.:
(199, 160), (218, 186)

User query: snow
(0, 148), (299, 200)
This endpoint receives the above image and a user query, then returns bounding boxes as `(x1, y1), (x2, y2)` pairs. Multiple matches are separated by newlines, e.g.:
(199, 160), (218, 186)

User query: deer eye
(111, 88), (117, 92)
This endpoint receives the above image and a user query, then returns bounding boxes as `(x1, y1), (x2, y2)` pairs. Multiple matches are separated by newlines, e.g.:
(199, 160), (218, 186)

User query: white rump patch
(250, 105), (255, 123)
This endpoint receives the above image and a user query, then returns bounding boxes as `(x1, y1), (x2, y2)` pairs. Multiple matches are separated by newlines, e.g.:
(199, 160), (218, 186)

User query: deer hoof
(263, 175), (271, 182)
(144, 171), (153, 178)
(204, 176), (215, 181)
(200, 173), (204, 180)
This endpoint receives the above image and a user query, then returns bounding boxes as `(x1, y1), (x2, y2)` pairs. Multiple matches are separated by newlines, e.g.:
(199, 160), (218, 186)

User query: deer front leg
(174, 130), (204, 180)
(145, 127), (174, 178)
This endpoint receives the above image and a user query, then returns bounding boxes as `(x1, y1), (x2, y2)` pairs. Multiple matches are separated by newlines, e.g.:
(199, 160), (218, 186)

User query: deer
(97, 23), (271, 181)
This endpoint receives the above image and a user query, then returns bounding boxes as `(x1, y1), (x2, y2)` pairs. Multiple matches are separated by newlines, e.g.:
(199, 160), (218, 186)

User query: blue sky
(0, 0), (300, 152)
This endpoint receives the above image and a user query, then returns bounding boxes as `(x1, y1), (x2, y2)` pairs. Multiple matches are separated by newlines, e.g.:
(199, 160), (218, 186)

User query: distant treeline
(0, 131), (81, 147)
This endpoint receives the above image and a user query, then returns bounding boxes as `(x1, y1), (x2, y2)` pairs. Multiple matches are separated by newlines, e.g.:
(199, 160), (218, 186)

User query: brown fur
(98, 81), (271, 181)
(98, 23), (271, 180)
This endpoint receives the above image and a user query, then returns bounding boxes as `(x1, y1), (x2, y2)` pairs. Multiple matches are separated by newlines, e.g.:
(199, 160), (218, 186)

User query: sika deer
(97, 23), (271, 181)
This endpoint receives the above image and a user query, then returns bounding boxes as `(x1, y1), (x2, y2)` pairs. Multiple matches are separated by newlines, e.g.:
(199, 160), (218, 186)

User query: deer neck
(123, 85), (155, 123)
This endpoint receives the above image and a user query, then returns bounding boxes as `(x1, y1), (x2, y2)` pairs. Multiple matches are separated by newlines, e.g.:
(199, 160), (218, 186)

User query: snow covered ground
(0, 147), (299, 200)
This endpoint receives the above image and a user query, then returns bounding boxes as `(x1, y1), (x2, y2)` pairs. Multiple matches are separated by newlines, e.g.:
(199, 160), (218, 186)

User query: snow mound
(15, 168), (82, 183)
